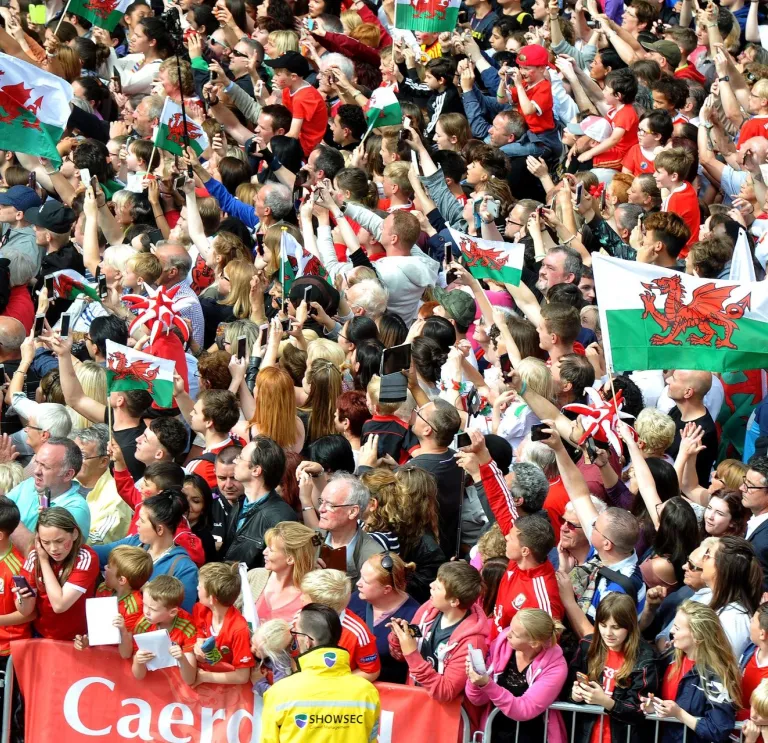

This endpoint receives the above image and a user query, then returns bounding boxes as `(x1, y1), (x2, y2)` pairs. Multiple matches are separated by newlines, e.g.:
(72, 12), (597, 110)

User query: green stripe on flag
(466, 263), (522, 286)
(156, 123), (205, 158)
(68, 0), (126, 30)
(394, 3), (459, 32)
(605, 309), (768, 373)
(2, 118), (64, 164)
(106, 373), (174, 408)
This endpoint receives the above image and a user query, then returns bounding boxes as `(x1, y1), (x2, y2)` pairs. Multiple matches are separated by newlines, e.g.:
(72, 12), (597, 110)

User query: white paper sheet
(133, 629), (179, 671)
(126, 172), (146, 193)
(85, 597), (121, 646)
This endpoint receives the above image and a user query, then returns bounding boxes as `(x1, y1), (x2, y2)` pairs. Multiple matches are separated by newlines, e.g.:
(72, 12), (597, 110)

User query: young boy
(123, 251), (163, 293)
(75, 545), (154, 650)
(388, 561), (487, 701)
(0, 497), (33, 657)
(537, 303), (581, 367)
(740, 79), (768, 143)
(622, 110), (673, 176)
(744, 679), (768, 743)
(361, 375), (410, 464)
(654, 147), (700, 256)
(402, 57), (463, 142)
(300, 569), (381, 682)
(192, 562), (253, 685)
(131, 575), (197, 683)
(381, 162), (415, 212)
(650, 76), (690, 126)
(740, 604), (768, 720)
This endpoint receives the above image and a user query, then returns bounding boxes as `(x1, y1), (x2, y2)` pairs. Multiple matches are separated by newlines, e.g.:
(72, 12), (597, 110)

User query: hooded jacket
(388, 599), (489, 702)
(464, 631), (568, 743)
(261, 646), (380, 743)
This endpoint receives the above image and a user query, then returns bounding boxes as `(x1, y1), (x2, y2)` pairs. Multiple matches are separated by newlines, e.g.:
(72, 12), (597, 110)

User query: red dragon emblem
(166, 113), (202, 147)
(107, 351), (160, 394)
(0, 77), (42, 130)
(458, 235), (509, 272)
(82, 0), (119, 19)
(409, 0), (450, 20)
(640, 274), (752, 349)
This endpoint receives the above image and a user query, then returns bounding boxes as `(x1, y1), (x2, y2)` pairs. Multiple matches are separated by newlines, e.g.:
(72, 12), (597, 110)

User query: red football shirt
(739, 651), (768, 720)
(663, 181), (700, 257)
(340, 609), (381, 675)
(594, 104), (639, 170)
(509, 78), (555, 134)
(96, 584), (145, 632)
(589, 650), (624, 743)
(622, 144), (656, 176)
(0, 545), (32, 654)
(133, 608), (197, 653)
(740, 116), (768, 144)
(282, 84), (327, 157)
(186, 434), (245, 490)
(674, 64), (706, 85)
(21, 546), (99, 640)
(193, 603), (255, 669)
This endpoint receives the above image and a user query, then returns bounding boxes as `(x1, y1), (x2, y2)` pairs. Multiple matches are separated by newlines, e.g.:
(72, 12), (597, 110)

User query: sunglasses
(562, 519), (582, 531)
(685, 562), (703, 572)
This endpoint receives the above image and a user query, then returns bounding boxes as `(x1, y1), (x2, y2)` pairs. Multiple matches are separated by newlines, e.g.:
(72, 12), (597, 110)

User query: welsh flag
(0, 54), (72, 163)
(593, 254), (767, 373)
(448, 228), (524, 286)
(48, 270), (99, 302)
(106, 341), (175, 408)
(280, 230), (311, 293)
(154, 98), (209, 158)
(394, 0), (460, 33)
(68, 0), (132, 31)
(366, 86), (401, 130)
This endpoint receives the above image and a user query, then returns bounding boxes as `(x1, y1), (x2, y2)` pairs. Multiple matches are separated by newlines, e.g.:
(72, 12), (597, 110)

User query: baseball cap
(640, 40), (682, 70)
(567, 115), (613, 143)
(264, 51), (310, 77)
(433, 286), (476, 328)
(24, 200), (77, 233)
(0, 186), (41, 212)
(516, 44), (549, 68)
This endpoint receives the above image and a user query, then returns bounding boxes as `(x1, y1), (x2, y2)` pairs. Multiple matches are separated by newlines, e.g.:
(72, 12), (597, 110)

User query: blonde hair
(108, 545), (154, 590)
(0, 462), (23, 496)
(516, 608), (564, 648)
(673, 601), (742, 708)
(517, 357), (556, 403)
(199, 562), (241, 606)
(477, 522), (506, 562)
(268, 30), (299, 54)
(367, 375), (399, 416)
(219, 258), (255, 318)
(382, 162), (414, 200)
(103, 244), (137, 274)
(254, 618), (293, 667)
(635, 408), (676, 456)
(752, 679), (768, 718)
(264, 222), (301, 278)
(236, 182), (259, 206)
(70, 362), (107, 431)
(300, 569), (351, 613)
(340, 9), (362, 33)
(715, 459), (748, 491)
(264, 522), (320, 588)
(306, 338), (345, 370)
(126, 252), (163, 285)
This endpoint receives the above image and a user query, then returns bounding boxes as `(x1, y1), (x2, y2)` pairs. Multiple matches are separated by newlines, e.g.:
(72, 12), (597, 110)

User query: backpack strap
(596, 566), (639, 605)
(166, 554), (185, 578)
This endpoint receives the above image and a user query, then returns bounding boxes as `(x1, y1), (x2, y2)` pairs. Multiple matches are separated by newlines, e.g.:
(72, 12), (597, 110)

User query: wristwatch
(719, 75), (730, 82)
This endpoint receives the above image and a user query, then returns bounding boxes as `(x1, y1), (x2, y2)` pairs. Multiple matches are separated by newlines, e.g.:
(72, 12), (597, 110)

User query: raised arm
(50, 335), (106, 423)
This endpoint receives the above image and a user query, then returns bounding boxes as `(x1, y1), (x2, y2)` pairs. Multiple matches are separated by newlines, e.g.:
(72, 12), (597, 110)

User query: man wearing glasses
(261, 603), (380, 743)
(743, 457), (768, 588)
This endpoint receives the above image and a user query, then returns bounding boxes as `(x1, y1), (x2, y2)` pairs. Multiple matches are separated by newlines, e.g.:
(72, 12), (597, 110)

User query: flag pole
(107, 395), (113, 444)
(171, 6), (193, 177)
(53, 0), (73, 36)
(280, 226), (287, 302)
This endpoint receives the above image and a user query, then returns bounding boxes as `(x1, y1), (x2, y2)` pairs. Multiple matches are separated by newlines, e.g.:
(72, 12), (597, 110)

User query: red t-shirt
(0, 545), (32, 654)
(674, 64), (706, 85)
(594, 104), (639, 170)
(282, 85), (327, 157)
(2, 285), (34, 333)
(663, 181), (700, 257)
(191, 253), (215, 295)
(133, 608), (197, 653)
(740, 651), (768, 720)
(21, 546), (99, 640)
(589, 649), (625, 743)
(671, 112), (689, 127)
(509, 78), (555, 134)
(186, 434), (246, 490)
(340, 609), (381, 675)
(542, 478), (569, 544)
(740, 116), (768, 144)
(661, 656), (696, 701)
(622, 144), (656, 176)
(193, 603), (255, 669)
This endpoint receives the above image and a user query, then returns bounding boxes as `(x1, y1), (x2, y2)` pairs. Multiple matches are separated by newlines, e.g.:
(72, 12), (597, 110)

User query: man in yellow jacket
(261, 603), (380, 743)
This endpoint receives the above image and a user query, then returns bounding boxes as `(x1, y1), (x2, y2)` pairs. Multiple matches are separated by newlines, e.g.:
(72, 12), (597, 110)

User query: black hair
(226, 0), (249, 31)
(124, 223), (156, 244)
(268, 135), (304, 177)
(251, 434), (287, 490)
(308, 434), (355, 473)
(599, 48), (627, 71)
(218, 156), (252, 196)
(313, 143), (345, 182)
(652, 497), (700, 584)
(121, 390), (153, 417)
(143, 489), (188, 534)
(344, 315), (379, 347)
(651, 76), (689, 109)
(641, 109), (673, 144)
(353, 339), (384, 391)
(190, 4), (219, 35)
(73, 139), (111, 183)
(412, 336), (448, 385)
(72, 38), (110, 72)
(183, 473), (214, 531)
(605, 68), (638, 104)
(217, 217), (255, 252)
(432, 150), (467, 184)
(299, 602), (342, 645)
(425, 56), (455, 86)
(336, 104), (367, 142)
(749, 455), (768, 485)
(261, 104), (292, 134)
(608, 374), (645, 420)
(377, 311), (408, 348)
(74, 77), (110, 112)
(0, 496), (20, 535)
(546, 282), (586, 310)
(150, 417), (189, 461)
(90, 315), (128, 357)
(127, 191), (155, 225)
(265, 0), (294, 29)
(422, 316), (456, 353)
(139, 17), (175, 59)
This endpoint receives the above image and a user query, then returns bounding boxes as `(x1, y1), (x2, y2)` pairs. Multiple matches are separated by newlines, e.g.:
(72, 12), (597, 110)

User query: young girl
(251, 618), (294, 696)
(182, 475), (217, 564)
(570, 593), (658, 743)
(14, 507), (100, 640)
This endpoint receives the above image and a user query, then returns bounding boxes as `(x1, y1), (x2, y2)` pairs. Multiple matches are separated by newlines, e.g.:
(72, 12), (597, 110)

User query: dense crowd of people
(0, 0), (767, 739)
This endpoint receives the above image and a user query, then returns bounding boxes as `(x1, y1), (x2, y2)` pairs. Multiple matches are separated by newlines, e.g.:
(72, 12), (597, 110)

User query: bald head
(667, 368), (712, 404)
(155, 242), (192, 286)
(0, 317), (25, 353)
(679, 370), (712, 398)
(741, 137), (768, 160)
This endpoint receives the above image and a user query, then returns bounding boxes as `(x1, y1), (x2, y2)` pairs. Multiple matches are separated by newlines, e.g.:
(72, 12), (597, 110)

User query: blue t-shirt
(7, 479), (91, 538)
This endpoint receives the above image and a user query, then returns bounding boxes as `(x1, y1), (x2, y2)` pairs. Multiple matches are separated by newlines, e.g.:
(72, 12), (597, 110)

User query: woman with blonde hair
(635, 408), (676, 459)
(466, 608), (568, 743)
(245, 521), (319, 622)
(70, 362), (107, 431)
(644, 601), (740, 743)
(201, 258), (256, 347)
(435, 113), (470, 152)
(265, 29), (298, 56)
(340, 9), (363, 33)
(299, 359), (343, 449)
(0, 462), (23, 496)
(348, 552), (420, 683)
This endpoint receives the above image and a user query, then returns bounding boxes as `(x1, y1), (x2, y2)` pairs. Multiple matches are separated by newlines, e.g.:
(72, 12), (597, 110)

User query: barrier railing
(473, 701), (745, 743)
(1, 656), (12, 743)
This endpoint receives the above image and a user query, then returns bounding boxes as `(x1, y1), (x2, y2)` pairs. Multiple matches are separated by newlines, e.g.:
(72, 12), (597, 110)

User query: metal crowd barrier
(0, 655), (12, 743)
(471, 701), (745, 743)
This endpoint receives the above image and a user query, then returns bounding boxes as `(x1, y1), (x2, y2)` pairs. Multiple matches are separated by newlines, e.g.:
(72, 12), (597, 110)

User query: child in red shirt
(622, 110), (673, 176)
(655, 147), (700, 257)
(740, 606), (768, 721)
(192, 563), (254, 686)
(0, 498), (33, 655)
(360, 377), (410, 464)
(507, 45), (556, 135)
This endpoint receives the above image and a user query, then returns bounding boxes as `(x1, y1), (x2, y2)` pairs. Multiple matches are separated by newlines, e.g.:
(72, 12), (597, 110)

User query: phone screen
(98, 274), (108, 299)
(444, 243), (452, 267)
(33, 314), (45, 337)
(45, 276), (54, 296)
(499, 353), (513, 377)
(60, 314), (71, 339)
(281, 300), (290, 331)
(454, 432), (471, 450)
(381, 343), (412, 376)
(530, 423), (547, 442)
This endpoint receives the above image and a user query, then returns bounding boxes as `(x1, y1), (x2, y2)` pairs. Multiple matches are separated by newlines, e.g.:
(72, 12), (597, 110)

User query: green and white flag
(0, 54), (72, 163)
(366, 86), (402, 130)
(154, 98), (209, 158)
(68, 0), (132, 31)
(394, 0), (460, 33)
(593, 254), (767, 373)
(280, 229), (311, 294)
(48, 269), (100, 302)
(106, 340), (175, 408)
(448, 228), (524, 286)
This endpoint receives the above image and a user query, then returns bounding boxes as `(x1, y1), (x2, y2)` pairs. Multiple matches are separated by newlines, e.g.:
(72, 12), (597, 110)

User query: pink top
(256, 590), (306, 624)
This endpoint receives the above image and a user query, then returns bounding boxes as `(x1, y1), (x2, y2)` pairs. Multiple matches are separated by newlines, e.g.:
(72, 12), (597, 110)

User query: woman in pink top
(248, 522), (318, 623)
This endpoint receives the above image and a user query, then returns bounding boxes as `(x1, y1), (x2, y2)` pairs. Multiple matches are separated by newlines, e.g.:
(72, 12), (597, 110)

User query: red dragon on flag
(166, 113), (202, 148)
(458, 235), (509, 272)
(107, 351), (160, 394)
(0, 77), (42, 129)
(409, 0), (450, 20)
(81, 0), (119, 19)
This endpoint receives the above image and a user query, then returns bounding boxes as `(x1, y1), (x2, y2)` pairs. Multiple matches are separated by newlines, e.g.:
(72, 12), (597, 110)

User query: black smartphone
(147, 228), (163, 245)
(258, 323), (268, 350)
(575, 182), (584, 204)
(255, 232), (265, 257)
(453, 432), (471, 450)
(407, 623), (423, 638)
(381, 342), (412, 376)
(466, 388), (479, 418)
(111, 74), (122, 94)
(59, 314), (71, 339)
(12, 575), (35, 596)
(98, 274), (108, 299)
(599, 190), (607, 212)
(33, 314), (45, 337)
(174, 175), (187, 192)
(499, 353), (513, 379)
(281, 300), (290, 332)
(444, 242), (452, 267)
(584, 437), (598, 462)
(0, 364), (6, 381)
(530, 423), (548, 442)
(236, 335), (247, 360)
(28, 171), (36, 191)
(45, 275), (54, 297)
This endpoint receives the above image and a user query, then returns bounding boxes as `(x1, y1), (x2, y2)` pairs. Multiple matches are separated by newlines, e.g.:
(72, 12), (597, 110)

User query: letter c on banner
(63, 677), (115, 736)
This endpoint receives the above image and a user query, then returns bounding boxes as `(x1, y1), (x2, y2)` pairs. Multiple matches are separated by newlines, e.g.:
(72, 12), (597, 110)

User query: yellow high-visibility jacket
(261, 646), (380, 743)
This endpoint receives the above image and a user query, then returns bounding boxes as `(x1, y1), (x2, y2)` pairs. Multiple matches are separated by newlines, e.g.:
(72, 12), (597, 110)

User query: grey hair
(603, 507), (639, 554)
(320, 53), (354, 80)
(614, 203), (644, 232)
(263, 183), (294, 221)
(519, 438), (557, 479)
(37, 403), (73, 439)
(5, 247), (38, 287)
(156, 242), (192, 279)
(510, 462), (550, 513)
(550, 245), (583, 284)
(0, 318), (25, 349)
(46, 436), (83, 478)
(73, 424), (109, 457)
(564, 495), (607, 517)
(144, 95), (165, 122)
(318, 13), (344, 33)
(346, 279), (388, 320)
(328, 471), (370, 513)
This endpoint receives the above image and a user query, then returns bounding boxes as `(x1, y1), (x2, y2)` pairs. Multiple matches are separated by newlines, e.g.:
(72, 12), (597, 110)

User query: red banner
(12, 640), (462, 743)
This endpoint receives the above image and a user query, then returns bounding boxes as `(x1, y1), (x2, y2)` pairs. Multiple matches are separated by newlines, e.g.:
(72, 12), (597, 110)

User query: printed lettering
(157, 703), (194, 743)
(63, 677), (114, 736)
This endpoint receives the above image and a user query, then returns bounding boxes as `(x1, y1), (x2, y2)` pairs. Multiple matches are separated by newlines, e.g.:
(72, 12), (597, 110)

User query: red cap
(517, 44), (549, 67)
